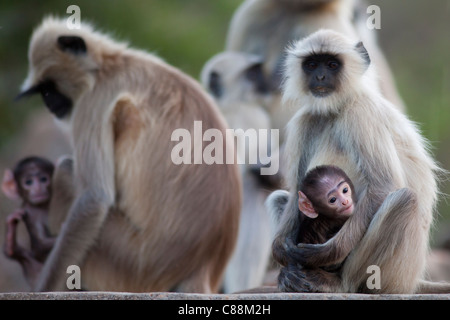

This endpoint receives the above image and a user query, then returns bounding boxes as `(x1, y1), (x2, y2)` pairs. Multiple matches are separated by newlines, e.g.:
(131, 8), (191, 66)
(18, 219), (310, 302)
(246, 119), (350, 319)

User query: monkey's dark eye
(40, 177), (48, 183)
(329, 197), (337, 204)
(343, 187), (348, 193)
(25, 179), (33, 186)
(303, 60), (318, 71)
(327, 60), (340, 70)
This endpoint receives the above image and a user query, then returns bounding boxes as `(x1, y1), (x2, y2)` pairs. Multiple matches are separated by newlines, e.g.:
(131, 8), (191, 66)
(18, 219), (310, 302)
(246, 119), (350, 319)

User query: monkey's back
(79, 48), (242, 292)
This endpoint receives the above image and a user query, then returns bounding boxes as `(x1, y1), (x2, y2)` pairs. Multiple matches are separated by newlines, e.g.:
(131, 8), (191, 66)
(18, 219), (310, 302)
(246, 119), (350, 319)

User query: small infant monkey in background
(2, 156), (56, 286)
(297, 165), (355, 245)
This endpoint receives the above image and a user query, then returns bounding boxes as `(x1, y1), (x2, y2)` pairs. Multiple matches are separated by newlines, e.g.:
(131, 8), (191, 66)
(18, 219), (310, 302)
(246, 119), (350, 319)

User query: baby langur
(2, 156), (55, 286)
(297, 165), (355, 245)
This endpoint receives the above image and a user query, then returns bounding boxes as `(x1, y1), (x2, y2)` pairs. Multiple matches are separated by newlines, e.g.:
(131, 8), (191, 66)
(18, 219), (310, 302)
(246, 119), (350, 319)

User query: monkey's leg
(16, 250), (43, 288)
(341, 188), (423, 293)
(268, 190), (304, 267)
(415, 279), (450, 293)
(174, 262), (214, 293)
(34, 190), (111, 291)
(4, 210), (44, 287)
(48, 156), (75, 235)
(278, 264), (342, 293)
(223, 171), (273, 293)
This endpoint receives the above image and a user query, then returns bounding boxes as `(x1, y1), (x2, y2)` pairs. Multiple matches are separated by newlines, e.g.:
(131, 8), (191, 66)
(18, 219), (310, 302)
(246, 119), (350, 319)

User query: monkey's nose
(316, 75), (325, 81)
(342, 199), (348, 205)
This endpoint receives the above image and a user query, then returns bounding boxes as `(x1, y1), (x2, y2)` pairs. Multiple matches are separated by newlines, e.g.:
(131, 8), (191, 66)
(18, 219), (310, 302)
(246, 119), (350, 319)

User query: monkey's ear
(355, 41), (371, 67)
(57, 36), (87, 54)
(1, 169), (19, 200)
(298, 191), (318, 219)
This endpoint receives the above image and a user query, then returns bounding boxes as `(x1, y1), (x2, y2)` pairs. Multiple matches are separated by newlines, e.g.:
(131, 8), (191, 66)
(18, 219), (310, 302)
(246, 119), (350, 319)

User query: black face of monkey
(302, 54), (342, 97)
(208, 71), (223, 98)
(17, 80), (73, 119)
(37, 80), (73, 119)
(16, 36), (86, 119)
(207, 62), (269, 99)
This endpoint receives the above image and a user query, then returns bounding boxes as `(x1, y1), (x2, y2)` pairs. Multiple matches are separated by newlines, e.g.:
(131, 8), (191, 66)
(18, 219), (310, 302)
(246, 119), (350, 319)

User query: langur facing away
(19, 17), (241, 293)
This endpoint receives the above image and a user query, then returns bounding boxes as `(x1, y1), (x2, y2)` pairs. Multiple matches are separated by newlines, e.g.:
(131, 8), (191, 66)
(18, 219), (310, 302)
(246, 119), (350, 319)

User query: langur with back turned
(18, 17), (241, 292)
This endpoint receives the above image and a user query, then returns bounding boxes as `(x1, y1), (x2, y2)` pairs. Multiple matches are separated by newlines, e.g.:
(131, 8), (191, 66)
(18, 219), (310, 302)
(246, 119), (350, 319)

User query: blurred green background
(0, 0), (449, 244)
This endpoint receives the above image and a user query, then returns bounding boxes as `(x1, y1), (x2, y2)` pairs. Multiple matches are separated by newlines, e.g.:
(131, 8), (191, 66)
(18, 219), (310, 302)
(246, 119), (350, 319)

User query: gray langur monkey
(201, 52), (279, 293)
(200, 52), (280, 172)
(200, 52), (272, 144)
(226, 0), (405, 144)
(267, 29), (450, 294)
(18, 17), (241, 292)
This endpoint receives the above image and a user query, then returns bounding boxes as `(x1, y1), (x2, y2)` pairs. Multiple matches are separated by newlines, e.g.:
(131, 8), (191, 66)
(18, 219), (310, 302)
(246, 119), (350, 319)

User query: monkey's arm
(4, 209), (27, 257)
(35, 112), (116, 291)
(34, 189), (112, 291)
(14, 249), (43, 288)
(22, 213), (55, 261)
(278, 264), (342, 293)
(48, 156), (75, 234)
(271, 194), (303, 266)
(4, 209), (44, 286)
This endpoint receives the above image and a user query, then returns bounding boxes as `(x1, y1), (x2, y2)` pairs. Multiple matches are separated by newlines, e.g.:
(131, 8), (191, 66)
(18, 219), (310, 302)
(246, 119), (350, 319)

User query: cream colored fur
(23, 17), (241, 292)
(270, 29), (444, 293)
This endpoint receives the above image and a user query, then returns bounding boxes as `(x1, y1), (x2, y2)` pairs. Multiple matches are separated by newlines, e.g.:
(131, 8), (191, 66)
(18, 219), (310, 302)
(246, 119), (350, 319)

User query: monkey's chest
(306, 137), (350, 172)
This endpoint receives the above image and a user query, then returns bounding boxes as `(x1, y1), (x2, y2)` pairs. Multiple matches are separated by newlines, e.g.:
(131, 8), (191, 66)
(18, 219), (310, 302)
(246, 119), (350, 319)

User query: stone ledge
(1, 292), (449, 300)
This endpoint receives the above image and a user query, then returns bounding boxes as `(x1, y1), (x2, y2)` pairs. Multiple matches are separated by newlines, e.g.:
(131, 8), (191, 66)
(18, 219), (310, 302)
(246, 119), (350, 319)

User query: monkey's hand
(6, 209), (27, 225)
(278, 237), (321, 267)
(278, 265), (313, 293)
(295, 240), (346, 268)
(279, 264), (342, 293)
(295, 242), (328, 266)
(272, 236), (302, 266)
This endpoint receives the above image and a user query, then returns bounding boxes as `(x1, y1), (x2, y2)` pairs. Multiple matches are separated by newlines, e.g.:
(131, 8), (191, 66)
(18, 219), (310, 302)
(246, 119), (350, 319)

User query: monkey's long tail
(416, 279), (450, 293)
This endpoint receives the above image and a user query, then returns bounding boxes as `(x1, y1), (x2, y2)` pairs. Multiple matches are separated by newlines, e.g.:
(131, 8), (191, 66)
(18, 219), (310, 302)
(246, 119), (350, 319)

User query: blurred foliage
(375, 1), (450, 242)
(0, 1), (449, 240)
